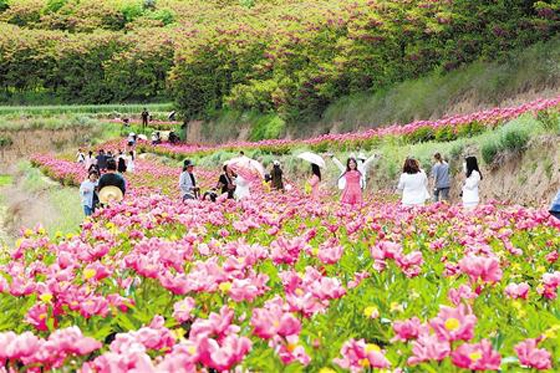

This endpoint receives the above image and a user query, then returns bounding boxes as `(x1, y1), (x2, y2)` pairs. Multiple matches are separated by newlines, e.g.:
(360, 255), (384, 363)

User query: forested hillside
(1, 0), (559, 123)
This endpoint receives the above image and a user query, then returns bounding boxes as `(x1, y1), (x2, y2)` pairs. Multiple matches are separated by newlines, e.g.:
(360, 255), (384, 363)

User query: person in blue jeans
(80, 171), (99, 217)
(550, 189), (560, 220)
(431, 153), (451, 202)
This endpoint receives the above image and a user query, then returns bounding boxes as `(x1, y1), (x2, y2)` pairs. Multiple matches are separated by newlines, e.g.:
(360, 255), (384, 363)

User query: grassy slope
(195, 37), (560, 143)
(317, 38), (560, 135)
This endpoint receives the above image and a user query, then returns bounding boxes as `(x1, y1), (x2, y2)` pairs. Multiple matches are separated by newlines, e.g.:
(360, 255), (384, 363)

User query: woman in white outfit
(127, 151), (135, 173)
(234, 174), (250, 201)
(397, 158), (430, 207)
(462, 156), (482, 211)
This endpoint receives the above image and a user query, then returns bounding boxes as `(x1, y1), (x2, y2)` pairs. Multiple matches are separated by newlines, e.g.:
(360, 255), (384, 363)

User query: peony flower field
(2, 99), (560, 372)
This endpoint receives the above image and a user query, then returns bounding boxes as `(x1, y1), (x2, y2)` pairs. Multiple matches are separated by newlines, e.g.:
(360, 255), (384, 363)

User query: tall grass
(0, 102), (173, 117)
(319, 37), (560, 134)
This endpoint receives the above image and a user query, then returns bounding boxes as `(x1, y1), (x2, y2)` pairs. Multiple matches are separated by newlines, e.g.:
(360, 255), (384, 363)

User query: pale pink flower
(430, 304), (477, 342)
(173, 297), (196, 323)
(333, 338), (391, 372)
(451, 339), (501, 370)
(504, 282), (530, 300)
(407, 333), (451, 365)
(514, 338), (552, 370)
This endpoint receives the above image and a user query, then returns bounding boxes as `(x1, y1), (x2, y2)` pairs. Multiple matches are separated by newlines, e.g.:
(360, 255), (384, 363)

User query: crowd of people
(77, 147), (130, 216)
(76, 142), (559, 222)
(178, 151), (487, 211)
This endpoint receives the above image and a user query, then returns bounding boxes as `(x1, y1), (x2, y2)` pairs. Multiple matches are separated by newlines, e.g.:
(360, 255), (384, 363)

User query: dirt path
(0, 165), (78, 246)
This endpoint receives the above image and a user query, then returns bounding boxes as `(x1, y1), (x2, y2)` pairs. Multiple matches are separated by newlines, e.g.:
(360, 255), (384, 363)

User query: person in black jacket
(98, 159), (126, 196)
(216, 165), (236, 199)
(117, 151), (127, 173)
(96, 150), (108, 172)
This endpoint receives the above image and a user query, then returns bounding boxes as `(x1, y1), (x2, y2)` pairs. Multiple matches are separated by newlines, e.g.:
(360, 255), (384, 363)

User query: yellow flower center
(295, 288), (305, 296)
(469, 351), (482, 362)
(219, 282), (232, 292)
(83, 268), (97, 280)
(287, 343), (298, 353)
(359, 358), (370, 367)
(363, 306), (378, 318)
(40, 293), (53, 303)
(365, 343), (381, 353)
(444, 317), (461, 331)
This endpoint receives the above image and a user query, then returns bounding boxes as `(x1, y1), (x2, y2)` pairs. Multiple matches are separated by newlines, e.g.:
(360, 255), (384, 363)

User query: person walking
(117, 151), (127, 173)
(76, 148), (85, 164)
(127, 151), (135, 173)
(306, 164), (321, 200)
(270, 160), (284, 191)
(141, 108), (149, 128)
(79, 171), (99, 217)
(217, 165), (236, 199)
(179, 160), (199, 201)
(431, 152), (451, 202)
(340, 157), (363, 206)
(84, 150), (96, 171)
(397, 158), (429, 207)
(98, 158), (126, 196)
(461, 156), (482, 211)
(96, 150), (108, 173)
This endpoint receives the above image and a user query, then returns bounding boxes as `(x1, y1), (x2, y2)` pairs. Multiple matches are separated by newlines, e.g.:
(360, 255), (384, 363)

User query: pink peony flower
(514, 338), (552, 370)
(407, 333), (451, 365)
(333, 338), (391, 372)
(173, 297), (196, 323)
(504, 282), (530, 300)
(430, 304), (477, 342)
(458, 255), (502, 284)
(451, 339), (501, 370)
(391, 317), (424, 342)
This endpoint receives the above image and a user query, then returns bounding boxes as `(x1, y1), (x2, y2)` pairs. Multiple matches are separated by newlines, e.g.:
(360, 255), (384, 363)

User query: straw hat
(98, 186), (123, 205)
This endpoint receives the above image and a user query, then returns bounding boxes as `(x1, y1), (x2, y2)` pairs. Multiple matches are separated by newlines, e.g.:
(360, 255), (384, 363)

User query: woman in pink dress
(307, 164), (321, 200)
(340, 157), (363, 205)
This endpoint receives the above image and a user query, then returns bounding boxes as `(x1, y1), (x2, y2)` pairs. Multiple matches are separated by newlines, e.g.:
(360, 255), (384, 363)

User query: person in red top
(340, 157), (363, 206)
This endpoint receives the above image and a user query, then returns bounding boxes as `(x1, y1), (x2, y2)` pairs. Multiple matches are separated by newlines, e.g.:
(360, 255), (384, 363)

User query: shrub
(405, 127), (435, 144)
(501, 127), (530, 154)
(481, 140), (499, 165)
(0, 135), (13, 148)
(537, 110), (560, 133)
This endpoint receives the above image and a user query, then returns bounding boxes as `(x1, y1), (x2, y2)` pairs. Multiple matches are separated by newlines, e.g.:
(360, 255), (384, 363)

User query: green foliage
(481, 140), (500, 165)
(249, 114), (285, 141)
(0, 0), (8, 13)
(480, 115), (539, 165)
(0, 0), (558, 117)
(0, 135), (12, 147)
(537, 109), (560, 133)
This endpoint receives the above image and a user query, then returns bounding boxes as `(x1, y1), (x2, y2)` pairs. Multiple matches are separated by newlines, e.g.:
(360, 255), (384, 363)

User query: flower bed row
(142, 96), (560, 158)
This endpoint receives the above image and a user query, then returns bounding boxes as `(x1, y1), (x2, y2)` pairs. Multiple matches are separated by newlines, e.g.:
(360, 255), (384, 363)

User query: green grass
(0, 175), (12, 187)
(0, 102), (174, 117)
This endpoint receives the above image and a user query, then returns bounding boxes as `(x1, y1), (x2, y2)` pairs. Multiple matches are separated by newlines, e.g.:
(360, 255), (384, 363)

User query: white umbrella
(297, 152), (326, 168)
(227, 156), (266, 180)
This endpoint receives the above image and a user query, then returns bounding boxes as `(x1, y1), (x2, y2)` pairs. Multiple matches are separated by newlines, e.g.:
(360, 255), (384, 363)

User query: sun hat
(98, 186), (124, 205)
(273, 160), (280, 166)
(184, 159), (194, 167)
